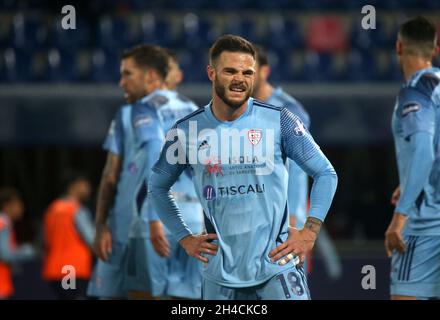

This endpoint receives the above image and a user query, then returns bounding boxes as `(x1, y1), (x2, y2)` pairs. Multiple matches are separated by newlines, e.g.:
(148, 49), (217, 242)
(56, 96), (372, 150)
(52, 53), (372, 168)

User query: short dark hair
(122, 44), (169, 80)
(0, 187), (21, 209)
(399, 16), (437, 58)
(60, 169), (88, 193)
(254, 45), (269, 66)
(209, 34), (256, 65)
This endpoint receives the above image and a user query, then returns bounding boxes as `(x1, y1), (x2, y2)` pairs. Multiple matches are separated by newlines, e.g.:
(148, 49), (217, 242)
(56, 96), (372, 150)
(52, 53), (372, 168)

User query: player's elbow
(148, 170), (170, 196)
(314, 165), (338, 191)
(102, 170), (118, 190)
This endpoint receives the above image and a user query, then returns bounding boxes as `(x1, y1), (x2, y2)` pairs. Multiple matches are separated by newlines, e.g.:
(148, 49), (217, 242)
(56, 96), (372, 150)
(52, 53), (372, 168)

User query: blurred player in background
(164, 49), (184, 90)
(386, 16), (440, 300)
(42, 170), (94, 300)
(123, 47), (204, 300)
(87, 45), (170, 299)
(149, 35), (338, 300)
(0, 187), (36, 299)
(252, 46), (342, 280)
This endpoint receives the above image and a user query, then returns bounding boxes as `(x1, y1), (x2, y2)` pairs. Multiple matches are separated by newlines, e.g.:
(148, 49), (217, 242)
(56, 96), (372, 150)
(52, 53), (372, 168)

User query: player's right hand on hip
(180, 233), (218, 263)
(93, 224), (112, 261)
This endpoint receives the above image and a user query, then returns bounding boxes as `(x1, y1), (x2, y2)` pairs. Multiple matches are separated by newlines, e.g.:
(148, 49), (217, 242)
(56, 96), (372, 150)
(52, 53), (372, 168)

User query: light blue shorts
(202, 264), (310, 300)
(87, 241), (128, 299)
(124, 235), (202, 299)
(390, 235), (440, 299)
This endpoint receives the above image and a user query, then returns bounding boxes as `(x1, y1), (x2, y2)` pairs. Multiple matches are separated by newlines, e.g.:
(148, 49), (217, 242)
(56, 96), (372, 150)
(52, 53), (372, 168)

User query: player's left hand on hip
(268, 227), (316, 266)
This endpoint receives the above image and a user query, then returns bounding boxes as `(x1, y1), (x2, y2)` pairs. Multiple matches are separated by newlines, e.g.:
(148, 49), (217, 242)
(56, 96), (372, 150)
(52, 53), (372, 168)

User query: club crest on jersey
(248, 129), (262, 146)
(293, 119), (305, 136)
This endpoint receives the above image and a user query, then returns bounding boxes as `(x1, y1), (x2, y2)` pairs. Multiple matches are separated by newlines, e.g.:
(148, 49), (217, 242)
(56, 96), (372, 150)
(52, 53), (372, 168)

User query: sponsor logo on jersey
(203, 185), (216, 200)
(293, 119), (305, 136)
(204, 159), (224, 176)
(128, 162), (137, 173)
(203, 184), (265, 200)
(402, 103), (421, 116)
(134, 116), (152, 127)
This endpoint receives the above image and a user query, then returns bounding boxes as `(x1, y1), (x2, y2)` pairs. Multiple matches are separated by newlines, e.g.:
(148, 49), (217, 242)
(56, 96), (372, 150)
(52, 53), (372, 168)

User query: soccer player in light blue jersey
(252, 46), (342, 280)
(123, 49), (204, 300)
(148, 35), (338, 300)
(87, 45), (172, 299)
(385, 16), (440, 300)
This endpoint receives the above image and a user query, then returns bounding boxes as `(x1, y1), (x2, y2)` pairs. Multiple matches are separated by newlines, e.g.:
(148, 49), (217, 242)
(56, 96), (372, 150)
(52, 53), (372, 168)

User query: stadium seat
(10, 14), (48, 51)
(350, 17), (389, 50)
(139, 13), (174, 47)
(306, 16), (347, 53)
(45, 48), (77, 82)
(96, 15), (134, 51)
(176, 13), (217, 51)
(266, 49), (293, 82)
(265, 16), (303, 51)
(342, 50), (377, 82)
(178, 49), (208, 82)
(224, 16), (261, 44)
(302, 51), (334, 82)
(50, 18), (91, 51)
(89, 49), (120, 82)
(1, 47), (32, 82)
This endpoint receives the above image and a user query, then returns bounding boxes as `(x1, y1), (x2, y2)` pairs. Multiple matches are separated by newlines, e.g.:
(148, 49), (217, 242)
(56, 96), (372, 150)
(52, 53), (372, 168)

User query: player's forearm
(148, 169), (192, 242)
(288, 161), (308, 225)
(142, 140), (164, 222)
(0, 232), (34, 263)
(95, 174), (117, 228)
(396, 132), (434, 215)
(302, 153), (338, 222)
(75, 209), (95, 247)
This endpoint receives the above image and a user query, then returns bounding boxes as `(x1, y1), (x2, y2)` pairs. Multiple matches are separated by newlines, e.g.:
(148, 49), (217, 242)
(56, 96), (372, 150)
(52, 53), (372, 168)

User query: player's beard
(214, 79), (251, 110)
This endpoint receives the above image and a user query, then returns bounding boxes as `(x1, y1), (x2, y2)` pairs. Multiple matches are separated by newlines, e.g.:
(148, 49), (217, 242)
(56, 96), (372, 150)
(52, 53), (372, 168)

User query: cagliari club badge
(248, 129), (262, 146)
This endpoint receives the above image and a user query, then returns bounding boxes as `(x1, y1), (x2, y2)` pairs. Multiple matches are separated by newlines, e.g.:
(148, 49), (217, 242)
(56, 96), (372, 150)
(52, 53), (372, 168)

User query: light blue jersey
(124, 89), (203, 299)
(103, 97), (163, 242)
(88, 93), (164, 298)
(267, 87), (310, 227)
(391, 67), (440, 236)
(149, 98), (337, 288)
(151, 90), (203, 234)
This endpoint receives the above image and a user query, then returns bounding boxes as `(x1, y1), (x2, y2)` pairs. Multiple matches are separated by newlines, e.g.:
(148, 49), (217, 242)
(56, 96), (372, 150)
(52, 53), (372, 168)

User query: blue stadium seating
(10, 14), (47, 51)
(2, 47), (32, 82)
(50, 18), (91, 51)
(138, 14), (174, 48)
(89, 49), (120, 82)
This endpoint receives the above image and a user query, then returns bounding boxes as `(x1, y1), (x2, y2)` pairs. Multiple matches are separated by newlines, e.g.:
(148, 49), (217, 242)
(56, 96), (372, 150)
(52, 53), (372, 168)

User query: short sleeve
(132, 104), (163, 145)
(103, 109), (124, 155)
(400, 89), (436, 139)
